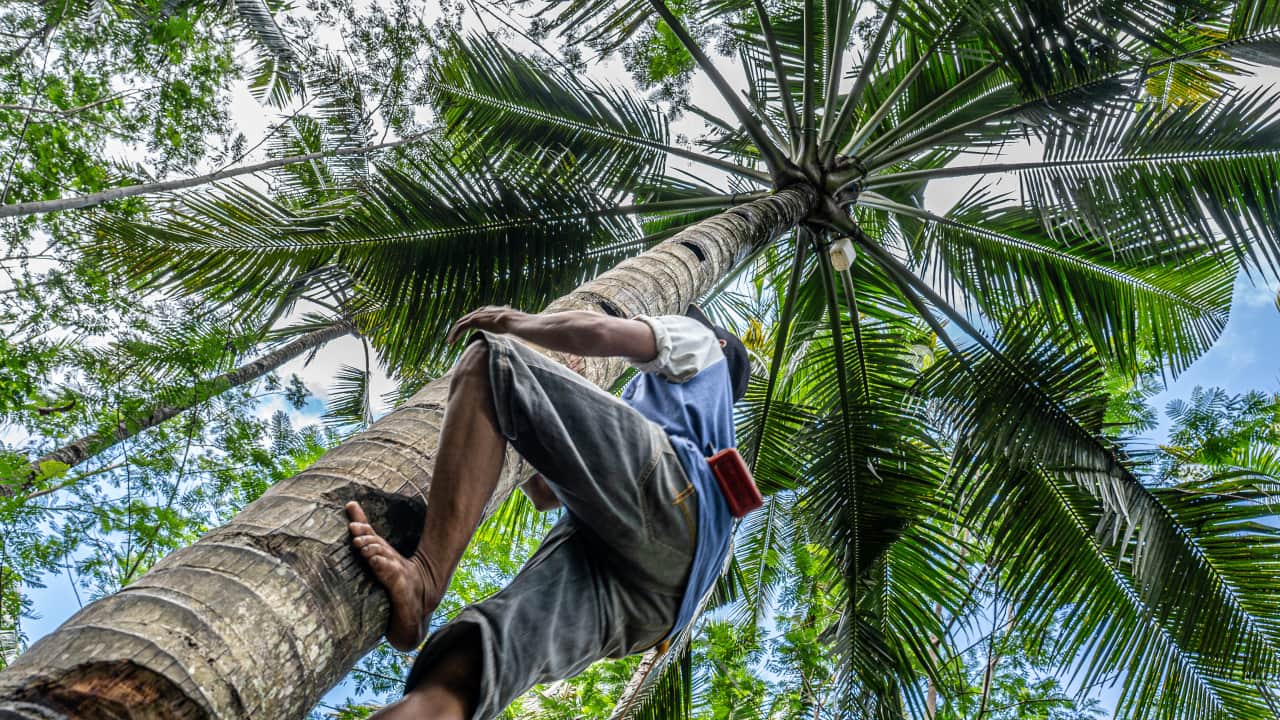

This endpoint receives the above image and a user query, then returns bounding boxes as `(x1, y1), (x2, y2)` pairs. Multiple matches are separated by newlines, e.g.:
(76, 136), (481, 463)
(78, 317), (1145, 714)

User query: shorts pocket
(642, 446), (698, 558)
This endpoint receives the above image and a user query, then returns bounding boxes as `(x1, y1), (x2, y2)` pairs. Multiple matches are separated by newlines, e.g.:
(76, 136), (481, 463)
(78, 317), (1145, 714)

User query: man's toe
(345, 501), (370, 524)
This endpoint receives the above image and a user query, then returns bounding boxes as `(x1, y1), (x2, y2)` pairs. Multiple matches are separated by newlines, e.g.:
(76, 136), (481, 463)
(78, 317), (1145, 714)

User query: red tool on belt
(708, 448), (763, 517)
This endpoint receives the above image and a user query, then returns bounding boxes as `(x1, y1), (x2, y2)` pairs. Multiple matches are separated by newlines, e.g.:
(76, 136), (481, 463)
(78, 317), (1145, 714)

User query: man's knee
(452, 340), (490, 387)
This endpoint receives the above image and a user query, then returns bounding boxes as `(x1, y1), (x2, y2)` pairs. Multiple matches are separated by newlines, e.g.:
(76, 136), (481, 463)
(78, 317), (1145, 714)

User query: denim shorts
(403, 331), (698, 719)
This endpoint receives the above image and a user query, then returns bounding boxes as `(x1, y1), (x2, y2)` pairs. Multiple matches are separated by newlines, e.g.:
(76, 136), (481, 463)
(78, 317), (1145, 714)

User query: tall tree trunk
(0, 133), (431, 220)
(0, 185), (815, 720)
(9, 320), (355, 499)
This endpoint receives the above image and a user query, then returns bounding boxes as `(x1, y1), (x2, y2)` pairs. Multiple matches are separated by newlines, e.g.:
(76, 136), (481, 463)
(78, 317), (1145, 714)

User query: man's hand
(521, 473), (562, 512)
(446, 306), (528, 344)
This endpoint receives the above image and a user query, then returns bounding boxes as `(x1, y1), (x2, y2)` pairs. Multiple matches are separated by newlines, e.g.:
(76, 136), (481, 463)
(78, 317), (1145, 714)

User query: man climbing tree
(344, 303), (753, 720)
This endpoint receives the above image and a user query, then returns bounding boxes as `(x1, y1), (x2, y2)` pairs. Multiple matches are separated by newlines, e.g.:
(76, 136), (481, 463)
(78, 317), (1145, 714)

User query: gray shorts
(403, 332), (698, 719)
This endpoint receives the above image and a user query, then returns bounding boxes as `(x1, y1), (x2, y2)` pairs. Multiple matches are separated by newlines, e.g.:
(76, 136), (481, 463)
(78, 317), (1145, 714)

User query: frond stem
(749, 234), (809, 473)
(813, 228), (861, 584)
(857, 192), (1226, 318)
(801, 0), (819, 164)
(862, 147), (1280, 188)
(840, 37), (938, 157)
(615, 191), (770, 216)
(818, 0), (854, 156)
(432, 81), (772, 184)
(838, 266), (870, 400)
(856, 59), (1001, 163)
(859, 65), (1178, 174)
(645, 0), (791, 179)
(822, 0), (902, 163)
(752, 0), (802, 149)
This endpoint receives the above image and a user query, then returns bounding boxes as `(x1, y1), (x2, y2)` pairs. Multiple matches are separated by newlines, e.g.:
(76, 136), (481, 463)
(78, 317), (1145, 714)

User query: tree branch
(0, 131), (436, 219)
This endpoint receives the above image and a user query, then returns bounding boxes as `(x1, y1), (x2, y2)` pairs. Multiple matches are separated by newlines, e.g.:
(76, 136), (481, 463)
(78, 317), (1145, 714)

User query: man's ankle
(410, 551), (444, 616)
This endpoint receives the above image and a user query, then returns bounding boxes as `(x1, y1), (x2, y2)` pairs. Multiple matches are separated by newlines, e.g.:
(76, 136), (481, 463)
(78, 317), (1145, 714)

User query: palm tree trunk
(0, 133), (432, 219)
(8, 320), (354, 499)
(0, 185), (815, 720)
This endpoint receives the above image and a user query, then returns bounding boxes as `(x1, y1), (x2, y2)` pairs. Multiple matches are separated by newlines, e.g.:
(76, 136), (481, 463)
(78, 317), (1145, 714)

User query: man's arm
(521, 473), (561, 511)
(445, 306), (657, 363)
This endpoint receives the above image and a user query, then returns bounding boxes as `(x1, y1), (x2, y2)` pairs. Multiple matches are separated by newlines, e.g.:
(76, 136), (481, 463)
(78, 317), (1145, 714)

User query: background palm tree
(3, 0), (1280, 718)
(10, 317), (354, 498)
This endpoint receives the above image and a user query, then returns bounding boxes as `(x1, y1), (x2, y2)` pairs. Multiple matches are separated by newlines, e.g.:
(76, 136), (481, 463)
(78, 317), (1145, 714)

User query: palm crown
(88, 0), (1280, 717)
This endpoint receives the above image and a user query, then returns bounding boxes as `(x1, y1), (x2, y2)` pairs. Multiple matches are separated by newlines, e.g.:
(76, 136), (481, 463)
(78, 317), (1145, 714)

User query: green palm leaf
(234, 0), (307, 106)
(324, 361), (375, 432)
(88, 145), (650, 376)
(864, 189), (1235, 374)
(1020, 86), (1280, 276)
(426, 33), (768, 190)
(925, 318), (1280, 719)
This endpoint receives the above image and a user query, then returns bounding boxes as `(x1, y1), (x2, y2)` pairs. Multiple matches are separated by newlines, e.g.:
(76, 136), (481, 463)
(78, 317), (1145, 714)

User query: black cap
(684, 304), (750, 402)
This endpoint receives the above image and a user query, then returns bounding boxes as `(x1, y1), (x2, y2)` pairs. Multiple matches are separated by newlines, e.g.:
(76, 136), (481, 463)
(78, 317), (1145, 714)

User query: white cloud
(270, 332), (399, 418)
(1237, 277), (1280, 309)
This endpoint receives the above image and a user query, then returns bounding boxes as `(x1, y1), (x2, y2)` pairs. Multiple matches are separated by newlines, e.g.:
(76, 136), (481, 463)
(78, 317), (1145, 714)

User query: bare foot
(346, 501), (437, 651)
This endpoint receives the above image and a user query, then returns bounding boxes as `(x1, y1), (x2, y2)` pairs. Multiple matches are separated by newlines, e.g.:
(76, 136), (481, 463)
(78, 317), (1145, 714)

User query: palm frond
(266, 54), (376, 200)
(233, 0), (307, 106)
(924, 318), (1280, 719)
(1152, 475), (1280, 649)
(1018, 86), (1280, 277)
(792, 250), (950, 605)
(426, 33), (768, 190)
(863, 73), (1131, 173)
(88, 142), (652, 376)
(323, 362), (374, 432)
(1229, 0), (1280, 41)
(732, 491), (796, 625)
(537, 0), (657, 53)
(863, 189), (1235, 374)
(610, 644), (693, 720)
(473, 481), (552, 551)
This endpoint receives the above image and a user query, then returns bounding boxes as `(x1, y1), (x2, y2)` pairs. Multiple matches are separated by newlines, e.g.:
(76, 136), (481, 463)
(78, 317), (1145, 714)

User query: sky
(11, 3), (1280, 717)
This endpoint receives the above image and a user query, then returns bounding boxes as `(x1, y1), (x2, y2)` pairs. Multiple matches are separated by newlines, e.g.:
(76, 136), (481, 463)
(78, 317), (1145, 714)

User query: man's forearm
(504, 311), (657, 361)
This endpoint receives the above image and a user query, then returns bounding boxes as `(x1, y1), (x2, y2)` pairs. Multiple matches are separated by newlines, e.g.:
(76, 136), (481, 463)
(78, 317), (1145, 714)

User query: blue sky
(1148, 273), (1280, 441)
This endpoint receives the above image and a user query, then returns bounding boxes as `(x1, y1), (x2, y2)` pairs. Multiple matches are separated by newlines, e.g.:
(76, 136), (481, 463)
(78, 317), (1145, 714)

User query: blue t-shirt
(621, 315), (737, 637)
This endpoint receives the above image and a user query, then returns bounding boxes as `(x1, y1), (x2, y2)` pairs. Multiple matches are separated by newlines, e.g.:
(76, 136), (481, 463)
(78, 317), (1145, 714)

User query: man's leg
(349, 332), (696, 719)
(393, 516), (673, 720)
(367, 686), (466, 720)
(346, 341), (506, 651)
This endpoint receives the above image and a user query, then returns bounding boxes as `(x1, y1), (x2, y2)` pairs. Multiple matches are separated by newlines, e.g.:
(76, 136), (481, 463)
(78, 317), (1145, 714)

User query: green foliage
(1162, 386), (1280, 476)
(427, 32), (671, 196)
(621, 0), (700, 105)
(0, 0), (241, 245)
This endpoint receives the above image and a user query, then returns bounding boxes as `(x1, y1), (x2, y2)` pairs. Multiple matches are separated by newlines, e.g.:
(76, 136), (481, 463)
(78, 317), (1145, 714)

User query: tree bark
(8, 321), (355, 499)
(0, 185), (815, 720)
(0, 133), (432, 219)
